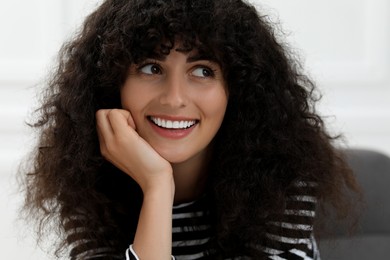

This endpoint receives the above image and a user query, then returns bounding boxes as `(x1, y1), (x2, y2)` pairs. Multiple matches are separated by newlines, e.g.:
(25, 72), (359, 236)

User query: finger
(96, 109), (114, 136)
(127, 113), (136, 130)
(114, 109), (136, 130)
(96, 110), (115, 158)
(107, 109), (135, 136)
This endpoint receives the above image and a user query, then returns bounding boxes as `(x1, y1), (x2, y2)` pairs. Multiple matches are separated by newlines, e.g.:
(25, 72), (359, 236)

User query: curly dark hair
(21, 0), (360, 258)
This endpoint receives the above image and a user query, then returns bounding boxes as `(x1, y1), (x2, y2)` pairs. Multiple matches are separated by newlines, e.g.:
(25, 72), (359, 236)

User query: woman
(21, 0), (360, 259)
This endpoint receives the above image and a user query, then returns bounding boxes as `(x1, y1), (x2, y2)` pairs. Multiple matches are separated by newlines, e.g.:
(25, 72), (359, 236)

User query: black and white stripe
(66, 181), (320, 259)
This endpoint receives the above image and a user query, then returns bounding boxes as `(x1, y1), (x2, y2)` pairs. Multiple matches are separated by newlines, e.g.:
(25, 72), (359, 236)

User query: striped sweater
(67, 181), (320, 259)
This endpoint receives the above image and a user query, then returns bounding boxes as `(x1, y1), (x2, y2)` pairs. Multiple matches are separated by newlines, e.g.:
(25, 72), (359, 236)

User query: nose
(159, 75), (188, 108)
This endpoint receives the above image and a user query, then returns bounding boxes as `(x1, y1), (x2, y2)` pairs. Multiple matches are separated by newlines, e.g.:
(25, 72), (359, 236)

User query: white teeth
(150, 117), (196, 129)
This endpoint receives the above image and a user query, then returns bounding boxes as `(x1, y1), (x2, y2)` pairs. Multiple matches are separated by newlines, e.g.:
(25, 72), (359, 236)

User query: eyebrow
(142, 52), (217, 63)
(186, 53), (217, 63)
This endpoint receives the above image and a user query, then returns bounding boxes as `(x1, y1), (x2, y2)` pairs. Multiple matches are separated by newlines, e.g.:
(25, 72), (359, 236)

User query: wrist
(142, 175), (175, 203)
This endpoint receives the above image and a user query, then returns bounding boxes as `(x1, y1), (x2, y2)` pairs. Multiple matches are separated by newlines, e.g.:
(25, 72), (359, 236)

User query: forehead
(136, 40), (218, 63)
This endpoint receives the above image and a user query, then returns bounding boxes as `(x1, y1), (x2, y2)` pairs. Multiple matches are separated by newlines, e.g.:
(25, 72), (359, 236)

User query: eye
(191, 67), (214, 78)
(139, 64), (162, 75)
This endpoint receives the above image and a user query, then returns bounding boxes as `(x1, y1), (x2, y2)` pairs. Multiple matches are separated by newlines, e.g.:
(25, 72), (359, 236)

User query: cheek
(204, 89), (228, 120)
(120, 82), (146, 111)
(121, 94), (135, 110)
(120, 86), (144, 122)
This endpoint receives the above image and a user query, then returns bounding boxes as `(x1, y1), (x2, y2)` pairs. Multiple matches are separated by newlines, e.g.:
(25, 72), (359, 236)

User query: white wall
(1, 0), (389, 259)
(253, 0), (390, 155)
(0, 1), (102, 259)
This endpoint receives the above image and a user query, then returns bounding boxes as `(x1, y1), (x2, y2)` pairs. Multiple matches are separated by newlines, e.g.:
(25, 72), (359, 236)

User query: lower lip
(149, 120), (197, 139)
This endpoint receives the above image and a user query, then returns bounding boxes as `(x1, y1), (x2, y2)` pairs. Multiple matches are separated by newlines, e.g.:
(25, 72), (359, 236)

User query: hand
(96, 109), (173, 193)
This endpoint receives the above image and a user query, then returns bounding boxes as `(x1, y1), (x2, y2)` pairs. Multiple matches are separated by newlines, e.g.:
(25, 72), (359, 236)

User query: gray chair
(318, 149), (390, 259)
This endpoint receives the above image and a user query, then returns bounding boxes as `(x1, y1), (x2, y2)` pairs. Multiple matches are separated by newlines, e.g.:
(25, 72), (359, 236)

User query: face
(121, 47), (228, 164)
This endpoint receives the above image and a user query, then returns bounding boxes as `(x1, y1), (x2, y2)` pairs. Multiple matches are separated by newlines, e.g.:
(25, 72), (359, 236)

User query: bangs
(121, 0), (220, 64)
(132, 38), (220, 65)
(94, 0), (236, 92)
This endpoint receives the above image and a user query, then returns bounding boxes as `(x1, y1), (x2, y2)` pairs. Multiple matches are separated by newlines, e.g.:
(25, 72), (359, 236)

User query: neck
(172, 148), (211, 204)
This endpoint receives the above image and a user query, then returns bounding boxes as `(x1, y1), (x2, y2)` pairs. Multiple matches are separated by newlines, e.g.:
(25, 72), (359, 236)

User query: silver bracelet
(128, 244), (175, 260)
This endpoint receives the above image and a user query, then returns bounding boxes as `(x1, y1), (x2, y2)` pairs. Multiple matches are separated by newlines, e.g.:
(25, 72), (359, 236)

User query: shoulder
(260, 181), (320, 259)
(64, 214), (123, 259)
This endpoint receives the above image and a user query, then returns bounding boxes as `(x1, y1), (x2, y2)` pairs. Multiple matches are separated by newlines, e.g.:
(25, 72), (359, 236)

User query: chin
(151, 142), (208, 165)
(154, 145), (199, 164)
(159, 152), (191, 164)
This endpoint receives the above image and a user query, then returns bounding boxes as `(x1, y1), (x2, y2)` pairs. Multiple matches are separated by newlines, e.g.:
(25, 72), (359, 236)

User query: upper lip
(147, 115), (199, 122)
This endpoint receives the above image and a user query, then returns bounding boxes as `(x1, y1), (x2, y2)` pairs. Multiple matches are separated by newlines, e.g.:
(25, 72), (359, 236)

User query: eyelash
(136, 61), (217, 78)
(136, 61), (161, 75)
(192, 66), (216, 78)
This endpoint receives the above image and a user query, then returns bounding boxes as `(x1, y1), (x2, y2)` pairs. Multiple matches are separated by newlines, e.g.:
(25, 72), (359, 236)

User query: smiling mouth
(148, 116), (199, 129)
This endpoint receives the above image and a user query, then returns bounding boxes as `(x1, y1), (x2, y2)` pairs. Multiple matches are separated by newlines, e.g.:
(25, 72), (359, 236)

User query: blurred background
(0, 0), (389, 259)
